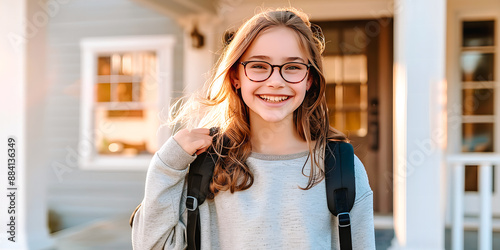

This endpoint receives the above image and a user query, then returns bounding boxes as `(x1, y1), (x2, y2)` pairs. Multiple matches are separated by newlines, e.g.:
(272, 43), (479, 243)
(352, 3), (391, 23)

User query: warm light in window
(108, 142), (123, 153)
(122, 54), (132, 75)
(112, 54), (121, 74)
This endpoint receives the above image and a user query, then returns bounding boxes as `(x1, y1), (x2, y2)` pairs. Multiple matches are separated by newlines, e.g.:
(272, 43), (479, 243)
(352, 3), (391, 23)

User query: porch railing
(448, 153), (496, 250)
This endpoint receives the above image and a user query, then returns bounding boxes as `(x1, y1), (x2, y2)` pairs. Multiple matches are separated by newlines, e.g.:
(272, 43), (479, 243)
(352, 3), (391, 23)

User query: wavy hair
(169, 8), (347, 198)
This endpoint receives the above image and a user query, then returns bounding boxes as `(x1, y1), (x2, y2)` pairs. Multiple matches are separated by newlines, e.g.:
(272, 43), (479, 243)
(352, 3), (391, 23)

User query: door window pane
(462, 123), (494, 152)
(461, 53), (494, 81)
(323, 28), (341, 54)
(463, 21), (495, 47)
(326, 84), (336, 109)
(343, 85), (361, 106)
(343, 55), (367, 83)
(462, 88), (494, 115)
(342, 28), (366, 54)
(323, 56), (341, 83)
(345, 111), (362, 131)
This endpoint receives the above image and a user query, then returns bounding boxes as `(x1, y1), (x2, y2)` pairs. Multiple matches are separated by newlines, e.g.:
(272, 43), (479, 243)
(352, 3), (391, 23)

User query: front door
(316, 19), (394, 214)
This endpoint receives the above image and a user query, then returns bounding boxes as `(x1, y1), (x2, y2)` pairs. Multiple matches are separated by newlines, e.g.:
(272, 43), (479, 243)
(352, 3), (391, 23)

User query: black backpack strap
(324, 141), (356, 250)
(186, 147), (218, 250)
(186, 131), (227, 250)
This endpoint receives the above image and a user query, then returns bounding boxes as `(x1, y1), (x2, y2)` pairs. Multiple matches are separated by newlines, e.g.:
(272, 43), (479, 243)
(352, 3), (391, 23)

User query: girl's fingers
(190, 128), (211, 135)
(195, 147), (208, 155)
(173, 128), (217, 155)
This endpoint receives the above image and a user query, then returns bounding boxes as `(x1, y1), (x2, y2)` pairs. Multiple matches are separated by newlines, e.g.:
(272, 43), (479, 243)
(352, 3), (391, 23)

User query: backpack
(130, 140), (356, 250)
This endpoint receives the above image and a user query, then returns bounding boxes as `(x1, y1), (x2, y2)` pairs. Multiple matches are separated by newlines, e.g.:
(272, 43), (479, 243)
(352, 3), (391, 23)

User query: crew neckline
(249, 150), (310, 161)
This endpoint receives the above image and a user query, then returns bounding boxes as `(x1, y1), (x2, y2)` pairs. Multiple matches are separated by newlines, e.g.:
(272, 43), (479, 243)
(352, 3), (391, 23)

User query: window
(324, 55), (368, 137)
(460, 20), (496, 191)
(321, 23), (369, 137)
(80, 36), (175, 170)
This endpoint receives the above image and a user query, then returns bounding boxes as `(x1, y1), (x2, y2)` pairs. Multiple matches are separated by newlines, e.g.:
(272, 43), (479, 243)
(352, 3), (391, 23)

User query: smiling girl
(132, 8), (375, 249)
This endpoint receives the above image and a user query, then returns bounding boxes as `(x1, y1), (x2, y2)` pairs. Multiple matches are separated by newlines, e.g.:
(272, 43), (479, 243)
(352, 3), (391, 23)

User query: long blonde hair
(170, 8), (347, 197)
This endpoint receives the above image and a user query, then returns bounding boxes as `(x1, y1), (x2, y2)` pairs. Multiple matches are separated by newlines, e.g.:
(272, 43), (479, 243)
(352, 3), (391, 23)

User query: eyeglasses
(240, 61), (311, 83)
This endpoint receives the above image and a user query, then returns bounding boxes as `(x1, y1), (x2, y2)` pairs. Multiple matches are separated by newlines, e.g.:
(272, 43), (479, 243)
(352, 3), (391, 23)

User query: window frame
(451, 11), (500, 216)
(459, 19), (497, 154)
(79, 35), (175, 170)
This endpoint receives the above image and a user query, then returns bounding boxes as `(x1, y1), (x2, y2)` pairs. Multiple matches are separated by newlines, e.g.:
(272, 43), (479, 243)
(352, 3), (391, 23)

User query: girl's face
(234, 27), (311, 125)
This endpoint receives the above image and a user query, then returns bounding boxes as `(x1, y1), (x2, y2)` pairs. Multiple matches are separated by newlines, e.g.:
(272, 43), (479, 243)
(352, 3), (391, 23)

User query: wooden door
(315, 19), (394, 214)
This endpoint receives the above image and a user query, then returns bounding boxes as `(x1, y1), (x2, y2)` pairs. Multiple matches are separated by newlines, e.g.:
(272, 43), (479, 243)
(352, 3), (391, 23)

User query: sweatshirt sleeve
(131, 137), (197, 250)
(350, 155), (376, 250)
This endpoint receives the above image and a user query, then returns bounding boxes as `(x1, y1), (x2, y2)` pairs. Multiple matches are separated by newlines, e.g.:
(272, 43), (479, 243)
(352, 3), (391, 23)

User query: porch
(50, 215), (500, 249)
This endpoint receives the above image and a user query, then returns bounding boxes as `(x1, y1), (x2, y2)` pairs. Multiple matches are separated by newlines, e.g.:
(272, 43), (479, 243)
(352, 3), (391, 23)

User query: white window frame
(448, 9), (500, 217)
(79, 35), (175, 171)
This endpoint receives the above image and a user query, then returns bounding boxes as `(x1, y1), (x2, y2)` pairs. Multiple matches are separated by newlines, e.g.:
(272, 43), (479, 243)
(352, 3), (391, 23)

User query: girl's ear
(306, 76), (312, 91)
(231, 70), (241, 89)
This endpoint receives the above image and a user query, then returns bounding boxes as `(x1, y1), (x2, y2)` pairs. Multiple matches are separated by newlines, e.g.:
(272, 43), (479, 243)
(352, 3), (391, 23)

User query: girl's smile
(257, 94), (290, 103)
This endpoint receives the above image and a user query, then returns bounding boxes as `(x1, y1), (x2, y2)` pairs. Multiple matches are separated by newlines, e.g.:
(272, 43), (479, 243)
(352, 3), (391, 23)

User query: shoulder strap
(324, 141), (356, 250)
(186, 146), (218, 250)
(186, 133), (228, 250)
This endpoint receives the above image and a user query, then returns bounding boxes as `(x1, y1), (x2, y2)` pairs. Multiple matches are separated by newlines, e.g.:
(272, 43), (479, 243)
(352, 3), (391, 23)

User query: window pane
(461, 53), (494, 81)
(98, 57), (111, 75)
(95, 108), (155, 155)
(462, 123), (494, 152)
(328, 109), (337, 128)
(342, 28), (366, 54)
(326, 84), (336, 109)
(121, 54), (133, 75)
(111, 54), (122, 75)
(342, 55), (368, 83)
(462, 88), (494, 115)
(96, 83), (110, 102)
(323, 28), (341, 54)
(343, 85), (361, 107)
(323, 56), (341, 83)
(107, 110), (143, 118)
(463, 20), (495, 47)
(345, 111), (361, 132)
(117, 82), (133, 102)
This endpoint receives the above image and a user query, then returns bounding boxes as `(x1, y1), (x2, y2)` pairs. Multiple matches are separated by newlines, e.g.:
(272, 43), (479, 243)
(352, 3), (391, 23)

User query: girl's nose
(266, 69), (285, 88)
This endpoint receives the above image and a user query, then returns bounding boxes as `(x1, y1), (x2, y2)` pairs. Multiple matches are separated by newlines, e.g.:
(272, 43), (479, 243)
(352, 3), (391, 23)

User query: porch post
(390, 0), (447, 249)
(0, 0), (53, 249)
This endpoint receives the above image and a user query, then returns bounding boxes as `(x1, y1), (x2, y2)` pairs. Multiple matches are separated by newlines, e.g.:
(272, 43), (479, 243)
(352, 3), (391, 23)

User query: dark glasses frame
(240, 60), (311, 83)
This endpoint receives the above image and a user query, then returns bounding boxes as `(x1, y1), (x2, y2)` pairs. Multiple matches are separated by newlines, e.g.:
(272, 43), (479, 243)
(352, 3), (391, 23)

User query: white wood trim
(79, 35), (175, 171)
(452, 163), (465, 250)
(479, 164), (493, 250)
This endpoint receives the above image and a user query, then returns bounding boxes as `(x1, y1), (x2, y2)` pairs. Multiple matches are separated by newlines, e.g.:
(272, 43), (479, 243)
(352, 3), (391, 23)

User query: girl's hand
(173, 128), (215, 155)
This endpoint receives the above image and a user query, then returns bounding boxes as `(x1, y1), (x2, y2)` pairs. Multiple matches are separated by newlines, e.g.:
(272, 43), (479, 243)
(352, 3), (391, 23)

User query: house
(0, 0), (498, 249)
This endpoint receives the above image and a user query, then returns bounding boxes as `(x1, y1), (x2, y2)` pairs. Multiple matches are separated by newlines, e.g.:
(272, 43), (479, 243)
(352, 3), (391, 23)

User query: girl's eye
(249, 63), (269, 70)
(285, 64), (304, 71)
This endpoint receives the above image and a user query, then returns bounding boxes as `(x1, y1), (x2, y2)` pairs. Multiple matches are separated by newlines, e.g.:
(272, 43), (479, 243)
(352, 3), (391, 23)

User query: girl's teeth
(259, 95), (289, 102)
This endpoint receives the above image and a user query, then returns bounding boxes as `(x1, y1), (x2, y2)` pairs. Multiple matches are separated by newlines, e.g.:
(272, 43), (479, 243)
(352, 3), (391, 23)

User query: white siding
(45, 0), (184, 231)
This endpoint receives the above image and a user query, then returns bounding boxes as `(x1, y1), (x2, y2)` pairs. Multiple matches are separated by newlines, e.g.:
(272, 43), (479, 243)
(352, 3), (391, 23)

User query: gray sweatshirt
(131, 137), (375, 250)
